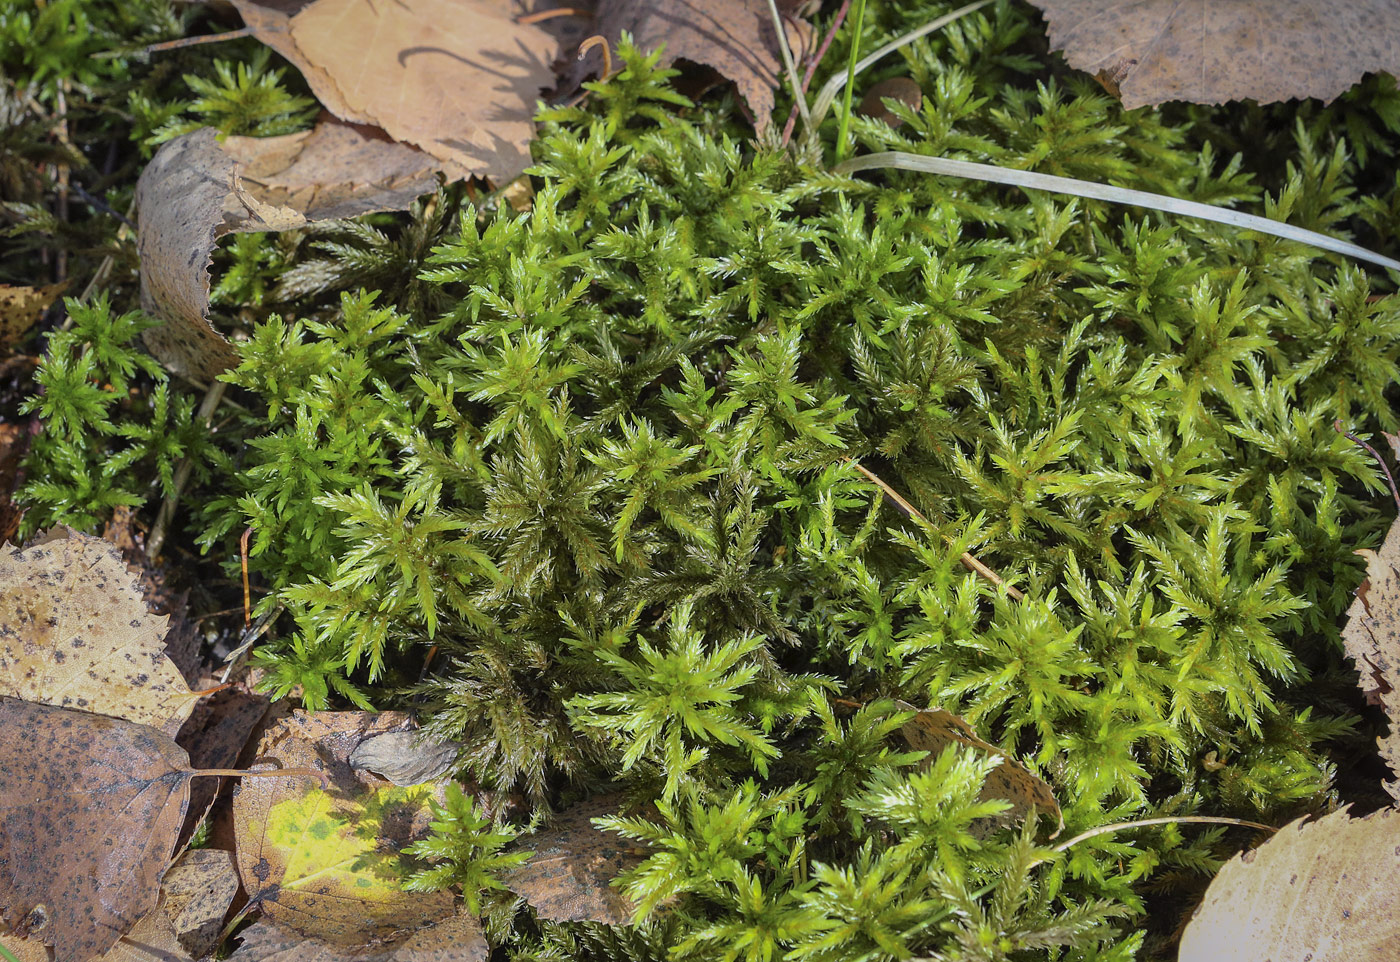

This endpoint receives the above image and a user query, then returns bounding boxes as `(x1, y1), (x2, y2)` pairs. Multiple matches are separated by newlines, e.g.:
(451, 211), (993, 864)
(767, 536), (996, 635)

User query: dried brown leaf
(0, 423), (27, 545)
(160, 848), (239, 959)
(231, 0), (557, 183)
(231, 711), (456, 948)
(0, 530), (198, 735)
(1178, 807), (1400, 961)
(1031, 0), (1400, 109)
(0, 698), (194, 962)
(0, 283), (66, 352)
(898, 702), (1063, 835)
(1341, 513), (1400, 800)
(565, 0), (813, 131)
(228, 910), (487, 962)
(175, 685), (272, 851)
(499, 795), (645, 924)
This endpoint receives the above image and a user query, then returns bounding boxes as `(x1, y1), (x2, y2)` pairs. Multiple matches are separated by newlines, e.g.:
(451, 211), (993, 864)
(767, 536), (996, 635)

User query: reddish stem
(781, 0), (852, 147)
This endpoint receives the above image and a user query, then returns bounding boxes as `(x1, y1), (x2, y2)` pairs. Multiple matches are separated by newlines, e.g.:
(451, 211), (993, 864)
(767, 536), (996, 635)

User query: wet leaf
(564, 0), (813, 131)
(1178, 807), (1400, 961)
(499, 795), (644, 924)
(898, 702), (1062, 836)
(349, 727), (462, 786)
(230, 0), (557, 184)
(0, 698), (193, 962)
(1340, 507), (1400, 800)
(231, 711), (457, 947)
(1031, 0), (1400, 109)
(0, 530), (198, 735)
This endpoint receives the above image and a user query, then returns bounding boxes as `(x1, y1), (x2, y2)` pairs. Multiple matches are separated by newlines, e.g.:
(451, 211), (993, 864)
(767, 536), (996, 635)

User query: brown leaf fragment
(0, 529), (198, 735)
(499, 795), (645, 924)
(856, 77), (923, 128)
(93, 908), (191, 962)
(228, 909), (487, 962)
(0, 698), (194, 962)
(349, 727), (462, 786)
(159, 849), (239, 959)
(0, 931), (52, 962)
(0, 283), (66, 352)
(135, 129), (243, 382)
(0, 423), (29, 545)
(565, 0), (812, 131)
(1178, 806), (1400, 962)
(1030, 0), (1400, 109)
(898, 702), (1063, 836)
(232, 0), (557, 184)
(1340, 515), (1400, 800)
(223, 117), (472, 222)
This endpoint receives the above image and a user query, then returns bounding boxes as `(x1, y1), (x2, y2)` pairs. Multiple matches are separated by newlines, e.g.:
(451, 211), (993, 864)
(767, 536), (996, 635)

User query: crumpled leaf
(1178, 807), (1400, 961)
(1030, 0), (1400, 109)
(159, 848), (239, 959)
(498, 795), (645, 924)
(0, 283), (65, 352)
(564, 0), (813, 131)
(898, 702), (1062, 836)
(228, 910), (486, 962)
(1340, 499), (1400, 801)
(230, 0), (557, 183)
(349, 727), (462, 786)
(0, 529), (198, 735)
(231, 711), (475, 953)
(0, 698), (194, 962)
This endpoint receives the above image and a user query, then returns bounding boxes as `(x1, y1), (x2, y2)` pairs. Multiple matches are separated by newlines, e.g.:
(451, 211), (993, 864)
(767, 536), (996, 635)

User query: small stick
(849, 460), (1025, 601)
(781, 0), (851, 147)
(518, 7), (588, 24)
(114, 28), (255, 57)
(147, 381), (226, 560)
(240, 526), (254, 628)
(220, 604), (284, 684)
(1053, 815), (1276, 854)
(1334, 419), (1400, 515)
(765, 0), (810, 133)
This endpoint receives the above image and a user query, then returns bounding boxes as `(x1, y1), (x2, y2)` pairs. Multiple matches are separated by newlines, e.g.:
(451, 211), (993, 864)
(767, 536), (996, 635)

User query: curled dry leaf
(1340, 510), (1400, 800)
(898, 702), (1063, 836)
(0, 529), (198, 735)
(231, 711), (475, 953)
(499, 795), (645, 924)
(229, 0), (556, 183)
(1178, 807), (1400, 962)
(1031, 0), (1400, 109)
(563, 0), (813, 131)
(349, 727), (462, 786)
(0, 698), (194, 962)
(0, 282), (66, 352)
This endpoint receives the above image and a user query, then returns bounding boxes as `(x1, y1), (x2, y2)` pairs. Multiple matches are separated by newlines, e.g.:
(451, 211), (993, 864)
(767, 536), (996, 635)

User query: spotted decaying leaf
(563, 0), (813, 132)
(175, 684), (271, 851)
(897, 702), (1063, 836)
(1340, 491), (1400, 801)
(0, 282), (66, 352)
(159, 848), (239, 959)
(1178, 807), (1400, 962)
(0, 529), (198, 736)
(231, 711), (479, 955)
(349, 727), (462, 786)
(498, 795), (646, 924)
(228, 910), (487, 962)
(1030, 0), (1400, 109)
(0, 698), (195, 962)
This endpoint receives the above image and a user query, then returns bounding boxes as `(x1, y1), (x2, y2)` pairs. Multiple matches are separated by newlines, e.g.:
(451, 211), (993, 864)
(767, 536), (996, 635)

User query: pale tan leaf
(349, 727), (462, 786)
(232, 0), (557, 184)
(898, 702), (1062, 835)
(160, 849), (239, 959)
(0, 283), (66, 352)
(1178, 807), (1400, 962)
(1341, 513), (1400, 800)
(228, 910), (487, 962)
(1030, 0), (1400, 109)
(0, 529), (197, 734)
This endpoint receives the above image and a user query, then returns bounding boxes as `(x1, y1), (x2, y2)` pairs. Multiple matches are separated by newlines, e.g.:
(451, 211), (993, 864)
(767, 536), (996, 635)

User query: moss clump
(10, 1), (1400, 957)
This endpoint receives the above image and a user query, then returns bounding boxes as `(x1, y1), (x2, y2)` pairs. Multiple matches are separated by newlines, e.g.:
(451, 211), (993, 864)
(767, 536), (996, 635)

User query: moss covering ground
(4, 1), (1400, 958)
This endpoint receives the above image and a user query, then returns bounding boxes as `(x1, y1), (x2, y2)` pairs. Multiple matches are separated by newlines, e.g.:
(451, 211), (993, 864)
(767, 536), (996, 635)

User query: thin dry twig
(781, 0), (851, 147)
(848, 460), (1025, 601)
(1335, 419), (1400, 515)
(578, 35), (613, 80)
(1053, 815), (1277, 854)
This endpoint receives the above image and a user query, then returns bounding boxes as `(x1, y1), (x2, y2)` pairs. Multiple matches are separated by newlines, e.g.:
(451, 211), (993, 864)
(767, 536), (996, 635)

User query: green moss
(10, 1), (1400, 958)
